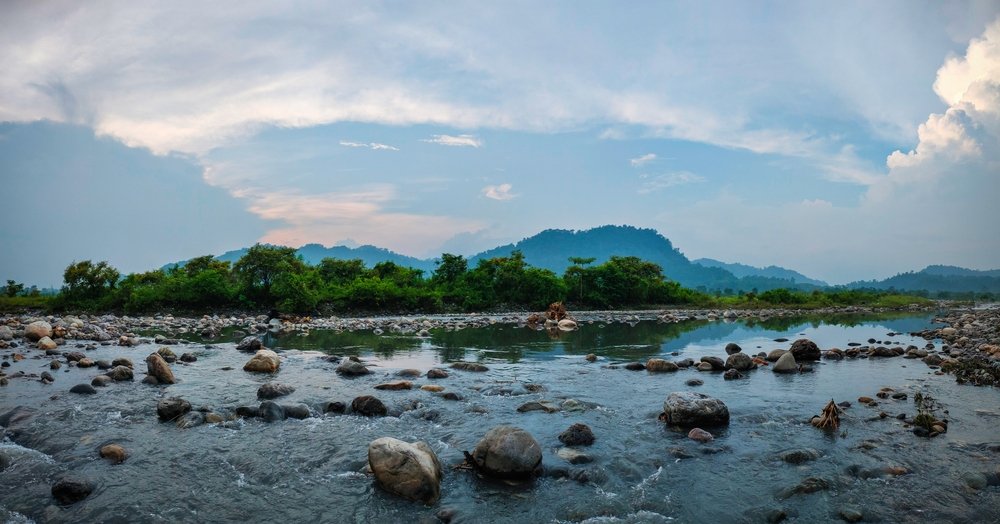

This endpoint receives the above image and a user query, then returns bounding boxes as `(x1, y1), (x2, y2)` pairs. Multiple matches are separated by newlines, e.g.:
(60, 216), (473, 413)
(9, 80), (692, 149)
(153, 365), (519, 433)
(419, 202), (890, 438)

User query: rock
(282, 403), (311, 419)
(70, 384), (97, 395)
(725, 342), (742, 355)
(470, 425), (542, 479)
(687, 427), (714, 443)
(258, 382), (295, 399)
(336, 360), (371, 376)
(145, 352), (176, 384)
(37, 336), (58, 350)
(157, 347), (177, 363)
(324, 401), (346, 414)
(646, 358), (679, 372)
(50, 360), (61, 370)
(686, 378), (703, 386)
(726, 352), (754, 371)
(696, 362), (713, 372)
(723, 369), (743, 380)
(243, 349), (280, 373)
(180, 353), (197, 363)
(517, 401), (560, 413)
(99, 444), (127, 464)
(772, 352), (797, 373)
(0, 325), (12, 341)
(40, 371), (54, 383)
(106, 365), (134, 381)
(839, 506), (863, 522)
(701, 356), (726, 370)
(451, 362), (488, 372)
(141, 375), (159, 386)
(766, 349), (788, 362)
(368, 437), (443, 503)
(176, 411), (205, 429)
(64, 351), (86, 362)
(51, 477), (93, 505)
(558, 423), (596, 446)
(91, 375), (112, 387)
(351, 395), (387, 416)
(442, 392), (462, 401)
(156, 397), (192, 421)
(780, 449), (821, 464)
(557, 319), (578, 331)
(77, 358), (95, 368)
(236, 405), (260, 418)
(420, 385), (444, 392)
(556, 447), (592, 464)
(258, 401), (286, 422)
(789, 339), (821, 361)
(662, 392), (730, 427)
(374, 380), (413, 391)
(585, 353), (597, 362)
(426, 368), (449, 379)
(924, 354), (943, 366)
(24, 321), (52, 342)
(396, 368), (422, 378)
(236, 336), (263, 352)
(858, 396), (875, 404)
(625, 362), (646, 371)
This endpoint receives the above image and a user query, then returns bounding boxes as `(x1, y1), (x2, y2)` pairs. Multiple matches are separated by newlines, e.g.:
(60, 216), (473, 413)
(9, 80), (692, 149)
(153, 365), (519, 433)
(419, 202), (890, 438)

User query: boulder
(789, 339), (821, 361)
(243, 349), (280, 373)
(662, 392), (730, 427)
(24, 321), (52, 342)
(180, 353), (197, 363)
(106, 365), (134, 381)
(146, 352), (176, 384)
(700, 356), (726, 371)
(156, 397), (191, 421)
(646, 358), (679, 372)
(421, 385), (444, 392)
(282, 403), (311, 419)
(99, 444), (127, 464)
(236, 336), (263, 352)
(426, 368), (449, 379)
(111, 357), (133, 368)
(176, 411), (205, 429)
(772, 352), (797, 373)
(257, 382), (295, 400)
(51, 477), (93, 505)
(556, 447), (592, 464)
(77, 358), (95, 368)
(687, 428), (714, 443)
(69, 384), (97, 395)
(557, 319), (578, 331)
(766, 349), (788, 362)
(368, 437), (443, 503)
(37, 336), (58, 350)
(725, 352), (754, 371)
(0, 325), (12, 341)
(156, 347), (177, 363)
(725, 342), (742, 355)
(351, 395), (387, 417)
(91, 375), (112, 387)
(336, 360), (370, 376)
(470, 426), (542, 479)
(374, 380), (413, 391)
(558, 423), (595, 446)
(259, 401), (286, 422)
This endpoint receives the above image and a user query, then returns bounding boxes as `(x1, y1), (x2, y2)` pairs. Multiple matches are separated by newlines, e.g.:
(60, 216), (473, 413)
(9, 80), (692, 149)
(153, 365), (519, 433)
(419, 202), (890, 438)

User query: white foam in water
(0, 441), (55, 464)
(569, 510), (674, 524)
(0, 507), (36, 524)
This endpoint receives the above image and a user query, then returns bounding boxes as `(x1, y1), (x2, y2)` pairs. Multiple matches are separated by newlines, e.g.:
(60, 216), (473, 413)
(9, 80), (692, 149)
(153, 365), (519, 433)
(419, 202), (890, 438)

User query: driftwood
(810, 399), (840, 430)
(545, 302), (568, 321)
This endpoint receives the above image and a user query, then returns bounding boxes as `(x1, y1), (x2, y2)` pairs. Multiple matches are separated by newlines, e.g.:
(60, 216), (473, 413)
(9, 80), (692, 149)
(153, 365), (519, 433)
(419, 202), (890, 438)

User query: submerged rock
(646, 358), (679, 372)
(687, 427), (714, 443)
(368, 437), (443, 504)
(99, 444), (127, 464)
(374, 380), (413, 391)
(69, 384), (97, 395)
(51, 477), (93, 505)
(451, 362), (489, 372)
(780, 449), (821, 464)
(426, 368), (449, 379)
(352, 395), (387, 417)
(662, 392), (730, 427)
(517, 401), (560, 413)
(336, 360), (370, 376)
(258, 400), (286, 422)
(556, 447), (592, 464)
(156, 397), (192, 421)
(470, 425), (542, 479)
(257, 382), (295, 400)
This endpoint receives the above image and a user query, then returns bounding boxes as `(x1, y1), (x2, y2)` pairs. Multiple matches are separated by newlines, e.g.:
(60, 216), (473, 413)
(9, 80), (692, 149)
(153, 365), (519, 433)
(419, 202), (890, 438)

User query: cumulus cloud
(339, 140), (399, 151)
(482, 183), (517, 200)
(421, 134), (483, 148)
(638, 171), (705, 194)
(658, 19), (1000, 283)
(630, 153), (656, 167)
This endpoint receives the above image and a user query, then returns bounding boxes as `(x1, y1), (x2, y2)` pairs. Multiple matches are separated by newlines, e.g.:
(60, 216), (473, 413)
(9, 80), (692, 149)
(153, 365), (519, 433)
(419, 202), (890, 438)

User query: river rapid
(2, 312), (999, 523)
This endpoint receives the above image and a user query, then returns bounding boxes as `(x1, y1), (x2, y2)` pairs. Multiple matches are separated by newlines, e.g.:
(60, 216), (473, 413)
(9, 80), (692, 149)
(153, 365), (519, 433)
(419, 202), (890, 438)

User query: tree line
(5, 244), (931, 315)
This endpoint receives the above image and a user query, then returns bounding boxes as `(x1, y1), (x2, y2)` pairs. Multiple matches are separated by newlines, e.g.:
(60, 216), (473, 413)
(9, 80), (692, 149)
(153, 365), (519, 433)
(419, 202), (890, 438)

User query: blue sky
(1, 1), (999, 286)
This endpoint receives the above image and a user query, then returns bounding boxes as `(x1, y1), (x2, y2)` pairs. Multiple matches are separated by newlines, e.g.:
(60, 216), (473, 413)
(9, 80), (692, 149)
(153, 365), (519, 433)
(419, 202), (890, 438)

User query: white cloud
(638, 171), (705, 194)
(630, 153), (657, 167)
(421, 134), (483, 148)
(339, 140), (399, 151)
(482, 183), (516, 200)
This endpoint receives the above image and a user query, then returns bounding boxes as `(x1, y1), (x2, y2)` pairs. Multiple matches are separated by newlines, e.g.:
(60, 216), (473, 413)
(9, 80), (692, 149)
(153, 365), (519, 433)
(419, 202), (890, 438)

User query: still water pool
(2, 313), (998, 523)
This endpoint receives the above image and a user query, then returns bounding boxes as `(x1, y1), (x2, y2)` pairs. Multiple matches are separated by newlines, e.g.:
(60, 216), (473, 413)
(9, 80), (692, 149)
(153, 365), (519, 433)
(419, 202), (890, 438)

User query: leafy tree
(62, 260), (120, 299)
(233, 244), (306, 305)
(3, 280), (25, 297)
(432, 253), (468, 285)
(317, 258), (366, 285)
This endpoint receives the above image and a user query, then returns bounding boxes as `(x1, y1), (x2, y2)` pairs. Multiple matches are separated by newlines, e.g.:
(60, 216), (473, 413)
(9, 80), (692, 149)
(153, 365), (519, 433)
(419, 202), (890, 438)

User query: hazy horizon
(2, 2), (999, 287)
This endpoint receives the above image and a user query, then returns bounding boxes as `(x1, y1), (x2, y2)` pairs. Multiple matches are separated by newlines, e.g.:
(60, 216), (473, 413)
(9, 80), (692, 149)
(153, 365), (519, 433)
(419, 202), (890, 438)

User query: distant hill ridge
(164, 225), (998, 295)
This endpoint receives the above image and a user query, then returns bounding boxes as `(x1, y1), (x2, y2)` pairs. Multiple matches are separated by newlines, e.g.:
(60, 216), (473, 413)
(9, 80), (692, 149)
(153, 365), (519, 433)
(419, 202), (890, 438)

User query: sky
(1, 1), (999, 287)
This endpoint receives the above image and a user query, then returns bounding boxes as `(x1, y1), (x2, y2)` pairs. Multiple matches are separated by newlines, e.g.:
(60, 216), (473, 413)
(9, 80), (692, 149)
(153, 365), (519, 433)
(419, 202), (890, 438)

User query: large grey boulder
(368, 437), (443, 503)
(662, 392), (730, 427)
(470, 426), (542, 479)
(772, 352), (798, 373)
(725, 352), (755, 371)
(24, 321), (52, 342)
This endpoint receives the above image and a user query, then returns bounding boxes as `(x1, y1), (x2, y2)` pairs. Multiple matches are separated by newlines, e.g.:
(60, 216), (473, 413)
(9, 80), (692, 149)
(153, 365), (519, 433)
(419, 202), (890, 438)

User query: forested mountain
(693, 258), (828, 287)
(847, 265), (1000, 295)
(166, 244), (437, 274)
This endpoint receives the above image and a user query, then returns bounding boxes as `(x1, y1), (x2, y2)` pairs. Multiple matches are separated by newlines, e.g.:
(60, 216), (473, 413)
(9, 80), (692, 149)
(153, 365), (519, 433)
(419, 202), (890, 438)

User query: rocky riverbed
(1, 306), (998, 522)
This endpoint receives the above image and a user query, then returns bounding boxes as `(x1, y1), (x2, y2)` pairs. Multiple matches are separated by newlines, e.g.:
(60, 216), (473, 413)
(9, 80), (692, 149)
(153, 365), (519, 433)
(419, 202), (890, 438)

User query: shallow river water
(2, 312), (999, 523)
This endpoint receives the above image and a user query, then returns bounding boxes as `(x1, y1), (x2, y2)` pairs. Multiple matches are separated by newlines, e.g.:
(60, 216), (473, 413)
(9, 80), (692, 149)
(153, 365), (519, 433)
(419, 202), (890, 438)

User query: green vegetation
(2, 245), (934, 315)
